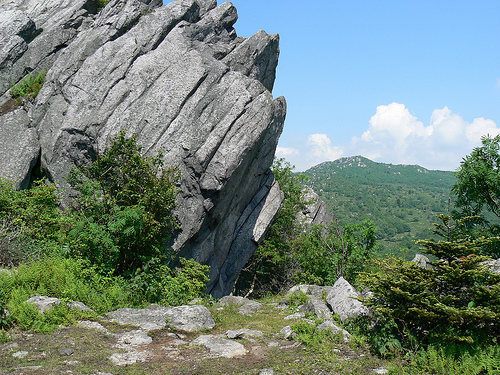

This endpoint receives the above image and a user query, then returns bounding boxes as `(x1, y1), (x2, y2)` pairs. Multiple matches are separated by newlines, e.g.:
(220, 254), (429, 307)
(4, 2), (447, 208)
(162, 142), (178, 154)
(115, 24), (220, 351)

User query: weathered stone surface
(165, 305), (215, 332)
(26, 295), (61, 313)
(107, 304), (172, 331)
(0, 0), (104, 100)
(482, 258), (500, 274)
(0, 0), (286, 298)
(285, 284), (333, 299)
(117, 330), (152, 346)
(279, 325), (297, 340)
(283, 312), (305, 320)
(68, 301), (93, 312)
(411, 254), (432, 270)
(326, 277), (370, 322)
(0, 109), (39, 189)
(226, 328), (264, 339)
(190, 334), (247, 358)
(110, 350), (148, 366)
(77, 320), (110, 333)
(218, 296), (263, 315)
(297, 187), (334, 227)
(299, 297), (332, 320)
(316, 320), (351, 342)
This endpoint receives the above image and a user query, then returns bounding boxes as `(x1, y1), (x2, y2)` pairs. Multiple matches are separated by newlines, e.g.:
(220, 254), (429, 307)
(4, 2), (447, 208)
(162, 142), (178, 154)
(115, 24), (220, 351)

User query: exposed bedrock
(0, 0), (286, 297)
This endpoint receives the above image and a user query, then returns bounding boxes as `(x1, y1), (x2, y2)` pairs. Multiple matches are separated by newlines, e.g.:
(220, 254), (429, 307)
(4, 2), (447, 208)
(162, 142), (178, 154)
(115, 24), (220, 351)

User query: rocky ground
(0, 290), (394, 375)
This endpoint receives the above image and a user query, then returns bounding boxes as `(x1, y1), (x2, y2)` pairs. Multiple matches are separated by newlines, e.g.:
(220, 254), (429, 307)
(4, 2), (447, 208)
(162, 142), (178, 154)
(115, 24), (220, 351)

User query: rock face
(326, 277), (370, 322)
(297, 187), (334, 227)
(0, 0), (286, 297)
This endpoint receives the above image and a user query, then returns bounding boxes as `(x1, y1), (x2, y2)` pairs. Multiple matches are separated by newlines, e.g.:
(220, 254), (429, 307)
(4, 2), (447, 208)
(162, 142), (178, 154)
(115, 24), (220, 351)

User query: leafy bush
(0, 179), (66, 265)
(10, 71), (45, 103)
(358, 217), (500, 354)
(129, 257), (210, 306)
(0, 256), (134, 318)
(405, 345), (500, 375)
(293, 218), (377, 285)
(68, 131), (180, 275)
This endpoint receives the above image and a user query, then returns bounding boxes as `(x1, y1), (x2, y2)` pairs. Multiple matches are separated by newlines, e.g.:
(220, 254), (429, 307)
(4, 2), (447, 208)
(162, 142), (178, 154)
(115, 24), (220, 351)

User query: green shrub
(10, 71), (45, 103)
(359, 216), (500, 355)
(291, 322), (343, 354)
(405, 345), (500, 375)
(129, 257), (210, 306)
(0, 179), (66, 265)
(95, 0), (111, 10)
(0, 256), (134, 319)
(68, 131), (180, 275)
(293, 218), (377, 285)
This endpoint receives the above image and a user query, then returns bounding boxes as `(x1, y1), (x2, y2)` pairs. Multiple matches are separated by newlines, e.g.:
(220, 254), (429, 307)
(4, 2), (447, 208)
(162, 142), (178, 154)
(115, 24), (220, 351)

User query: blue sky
(169, 1), (500, 171)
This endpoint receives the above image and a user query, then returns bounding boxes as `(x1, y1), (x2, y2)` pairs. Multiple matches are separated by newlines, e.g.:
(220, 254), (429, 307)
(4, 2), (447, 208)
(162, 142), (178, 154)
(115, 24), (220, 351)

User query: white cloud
(275, 146), (299, 157)
(275, 103), (499, 172)
(307, 133), (344, 161)
(350, 103), (500, 170)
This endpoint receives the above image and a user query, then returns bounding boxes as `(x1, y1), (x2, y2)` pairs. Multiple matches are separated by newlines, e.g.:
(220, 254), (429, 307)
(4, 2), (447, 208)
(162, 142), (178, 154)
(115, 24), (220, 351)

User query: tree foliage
(453, 135), (500, 220)
(68, 131), (180, 275)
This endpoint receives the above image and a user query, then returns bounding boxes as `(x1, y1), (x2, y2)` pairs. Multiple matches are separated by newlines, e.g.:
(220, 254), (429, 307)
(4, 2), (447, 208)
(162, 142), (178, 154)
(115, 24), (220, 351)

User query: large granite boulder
(325, 277), (370, 322)
(297, 187), (334, 227)
(0, 0), (286, 297)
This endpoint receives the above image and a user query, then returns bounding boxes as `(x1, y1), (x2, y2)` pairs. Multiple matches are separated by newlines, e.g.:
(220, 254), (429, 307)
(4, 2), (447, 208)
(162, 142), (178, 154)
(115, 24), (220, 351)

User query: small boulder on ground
(226, 328), (264, 339)
(68, 301), (93, 312)
(165, 305), (215, 332)
(218, 296), (263, 316)
(299, 297), (332, 319)
(316, 320), (351, 342)
(279, 325), (298, 340)
(190, 335), (248, 358)
(286, 285), (333, 299)
(107, 304), (172, 331)
(26, 296), (61, 313)
(326, 277), (370, 322)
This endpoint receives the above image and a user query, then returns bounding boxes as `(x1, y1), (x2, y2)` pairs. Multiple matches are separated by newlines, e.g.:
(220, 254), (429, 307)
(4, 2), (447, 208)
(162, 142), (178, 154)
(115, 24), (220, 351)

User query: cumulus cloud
(350, 103), (500, 170)
(275, 146), (299, 157)
(307, 133), (344, 161)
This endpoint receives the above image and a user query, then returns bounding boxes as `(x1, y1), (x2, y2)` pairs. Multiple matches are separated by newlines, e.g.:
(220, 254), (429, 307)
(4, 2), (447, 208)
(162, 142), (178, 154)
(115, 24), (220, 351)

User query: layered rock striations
(0, 0), (286, 297)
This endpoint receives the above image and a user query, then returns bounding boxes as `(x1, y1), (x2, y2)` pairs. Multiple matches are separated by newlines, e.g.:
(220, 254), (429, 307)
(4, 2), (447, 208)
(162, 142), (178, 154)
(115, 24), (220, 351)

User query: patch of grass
(96, 0), (111, 10)
(10, 71), (45, 103)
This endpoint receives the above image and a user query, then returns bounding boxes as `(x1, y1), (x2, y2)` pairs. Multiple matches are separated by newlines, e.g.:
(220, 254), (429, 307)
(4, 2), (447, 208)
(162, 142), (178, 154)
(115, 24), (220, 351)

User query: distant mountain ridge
(303, 156), (456, 257)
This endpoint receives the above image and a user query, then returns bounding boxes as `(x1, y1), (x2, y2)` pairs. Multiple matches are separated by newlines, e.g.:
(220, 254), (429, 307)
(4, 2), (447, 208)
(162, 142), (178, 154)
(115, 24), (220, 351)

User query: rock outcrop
(297, 187), (334, 227)
(0, 0), (286, 297)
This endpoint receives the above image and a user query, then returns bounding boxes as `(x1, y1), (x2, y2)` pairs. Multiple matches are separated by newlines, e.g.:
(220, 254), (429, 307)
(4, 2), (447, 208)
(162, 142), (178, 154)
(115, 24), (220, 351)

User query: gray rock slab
(285, 284), (333, 299)
(0, 109), (39, 189)
(316, 320), (351, 342)
(107, 304), (172, 331)
(326, 277), (370, 322)
(299, 297), (332, 320)
(284, 312), (305, 321)
(68, 301), (93, 312)
(12, 350), (29, 358)
(26, 295), (61, 313)
(77, 320), (110, 333)
(117, 330), (152, 346)
(190, 334), (247, 358)
(259, 369), (274, 375)
(482, 258), (500, 274)
(109, 350), (148, 366)
(226, 328), (264, 339)
(279, 325), (297, 340)
(296, 187), (334, 227)
(411, 254), (432, 270)
(164, 305), (215, 332)
(218, 296), (263, 315)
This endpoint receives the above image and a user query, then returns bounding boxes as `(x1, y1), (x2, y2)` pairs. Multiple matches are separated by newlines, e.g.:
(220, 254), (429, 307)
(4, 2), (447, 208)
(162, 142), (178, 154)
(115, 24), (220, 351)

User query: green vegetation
(95, 0), (111, 10)
(235, 159), (375, 296)
(304, 155), (457, 257)
(0, 132), (209, 335)
(10, 71), (45, 103)
(67, 131), (180, 275)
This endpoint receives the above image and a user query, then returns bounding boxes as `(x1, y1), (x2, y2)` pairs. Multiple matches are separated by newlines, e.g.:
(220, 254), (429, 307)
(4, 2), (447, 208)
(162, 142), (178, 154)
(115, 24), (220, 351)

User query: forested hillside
(303, 156), (456, 257)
